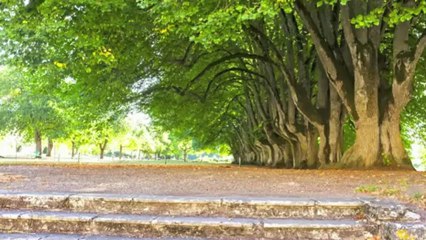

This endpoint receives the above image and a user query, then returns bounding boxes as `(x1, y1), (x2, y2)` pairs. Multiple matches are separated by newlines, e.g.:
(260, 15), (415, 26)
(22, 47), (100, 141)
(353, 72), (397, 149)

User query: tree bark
(328, 87), (344, 164)
(305, 126), (319, 168)
(183, 149), (188, 162)
(71, 141), (76, 159)
(380, 107), (409, 166)
(34, 129), (42, 158)
(290, 140), (302, 168)
(99, 140), (108, 160)
(119, 144), (123, 160)
(341, 43), (381, 167)
(71, 141), (79, 159)
(46, 138), (53, 157)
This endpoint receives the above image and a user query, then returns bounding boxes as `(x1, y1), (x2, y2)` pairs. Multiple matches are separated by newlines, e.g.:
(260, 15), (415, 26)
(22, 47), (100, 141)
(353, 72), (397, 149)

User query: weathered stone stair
(0, 191), (424, 239)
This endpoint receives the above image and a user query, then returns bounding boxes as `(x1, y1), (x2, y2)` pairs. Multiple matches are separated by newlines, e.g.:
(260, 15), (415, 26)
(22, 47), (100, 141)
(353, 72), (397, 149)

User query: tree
(139, 0), (426, 168)
(294, 0), (426, 167)
(88, 112), (125, 160)
(0, 67), (67, 158)
(1, 0), (424, 168)
(0, 0), (151, 159)
(139, 1), (340, 167)
(178, 139), (193, 162)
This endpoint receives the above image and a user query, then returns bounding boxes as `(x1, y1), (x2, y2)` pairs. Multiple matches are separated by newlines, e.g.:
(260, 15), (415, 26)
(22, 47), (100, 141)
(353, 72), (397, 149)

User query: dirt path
(0, 164), (425, 209)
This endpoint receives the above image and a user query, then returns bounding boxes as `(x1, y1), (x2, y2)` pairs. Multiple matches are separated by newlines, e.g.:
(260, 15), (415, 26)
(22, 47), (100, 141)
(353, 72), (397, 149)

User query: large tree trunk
(294, 1), (426, 168)
(282, 142), (293, 168)
(305, 125), (319, 168)
(341, 44), (381, 167)
(328, 88), (344, 164)
(34, 129), (42, 158)
(46, 138), (53, 157)
(316, 62), (330, 166)
(270, 144), (285, 167)
(317, 126), (329, 165)
(380, 106), (409, 166)
(254, 141), (269, 166)
(378, 17), (425, 167)
(343, 120), (380, 167)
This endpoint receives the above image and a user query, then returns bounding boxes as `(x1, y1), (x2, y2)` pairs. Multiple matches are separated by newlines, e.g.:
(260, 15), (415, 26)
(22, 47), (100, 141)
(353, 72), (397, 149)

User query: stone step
(378, 222), (426, 240)
(0, 233), (203, 239)
(0, 210), (374, 240)
(0, 233), (157, 240)
(0, 192), (365, 219)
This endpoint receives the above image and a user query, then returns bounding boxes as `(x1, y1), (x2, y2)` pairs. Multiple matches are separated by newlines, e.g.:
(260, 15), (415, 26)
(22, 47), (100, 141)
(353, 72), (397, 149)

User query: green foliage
(412, 192), (424, 202)
(316, 0), (348, 8)
(387, 1), (426, 27)
(381, 153), (392, 167)
(402, 57), (426, 168)
(0, 0), (153, 156)
(0, 0), (425, 165)
(0, 0), (152, 106)
(343, 118), (356, 152)
(0, 67), (67, 141)
(351, 7), (384, 28)
(349, 1), (426, 28)
(355, 184), (381, 193)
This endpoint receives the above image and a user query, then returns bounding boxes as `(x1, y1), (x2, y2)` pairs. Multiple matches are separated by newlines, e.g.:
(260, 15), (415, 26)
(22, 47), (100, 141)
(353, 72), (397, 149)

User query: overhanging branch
(184, 52), (276, 92)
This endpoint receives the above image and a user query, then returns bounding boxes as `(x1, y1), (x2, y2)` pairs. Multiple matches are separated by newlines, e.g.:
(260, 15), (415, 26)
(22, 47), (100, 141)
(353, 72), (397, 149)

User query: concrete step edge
(0, 233), (203, 240)
(0, 191), (366, 207)
(0, 210), (367, 229)
(0, 192), (368, 220)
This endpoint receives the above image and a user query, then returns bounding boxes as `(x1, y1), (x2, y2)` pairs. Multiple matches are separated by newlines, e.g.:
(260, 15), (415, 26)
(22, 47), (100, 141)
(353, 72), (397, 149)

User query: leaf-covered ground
(0, 163), (424, 211)
(0, 173), (26, 183)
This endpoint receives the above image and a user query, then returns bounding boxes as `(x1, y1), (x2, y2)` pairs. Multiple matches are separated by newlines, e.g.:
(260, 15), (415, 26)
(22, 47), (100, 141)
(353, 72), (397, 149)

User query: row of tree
(141, 0), (426, 168)
(0, 0), (425, 168)
(0, 0), (142, 158)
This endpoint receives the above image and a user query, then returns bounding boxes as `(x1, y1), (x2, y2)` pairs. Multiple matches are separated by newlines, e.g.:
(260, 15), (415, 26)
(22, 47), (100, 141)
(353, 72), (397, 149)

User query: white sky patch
(63, 76), (76, 84)
(126, 111), (151, 128)
(131, 77), (158, 94)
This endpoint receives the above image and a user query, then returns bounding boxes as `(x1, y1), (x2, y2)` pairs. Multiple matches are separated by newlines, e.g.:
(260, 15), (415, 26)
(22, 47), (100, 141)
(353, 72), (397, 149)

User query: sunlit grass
(0, 158), (231, 166)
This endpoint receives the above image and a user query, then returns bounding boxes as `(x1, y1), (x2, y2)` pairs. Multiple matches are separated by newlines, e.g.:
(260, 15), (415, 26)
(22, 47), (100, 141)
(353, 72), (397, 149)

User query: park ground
(0, 162), (425, 213)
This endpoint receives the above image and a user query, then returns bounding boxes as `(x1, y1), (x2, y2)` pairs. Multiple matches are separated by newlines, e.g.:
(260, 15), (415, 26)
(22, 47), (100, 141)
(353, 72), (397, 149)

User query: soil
(0, 173), (26, 183)
(0, 163), (425, 210)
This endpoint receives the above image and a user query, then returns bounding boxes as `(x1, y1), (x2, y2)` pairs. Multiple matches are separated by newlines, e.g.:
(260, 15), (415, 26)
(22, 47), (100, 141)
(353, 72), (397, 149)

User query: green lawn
(0, 158), (231, 167)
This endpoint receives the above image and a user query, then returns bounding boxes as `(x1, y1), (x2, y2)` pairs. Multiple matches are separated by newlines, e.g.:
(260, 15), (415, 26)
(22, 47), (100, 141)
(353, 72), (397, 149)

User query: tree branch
(174, 42), (194, 65)
(341, 5), (357, 56)
(203, 67), (265, 100)
(246, 24), (283, 61)
(412, 31), (426, 68)
(294, 0), (357, 119)
(294, 1), (338, 80)
(184, 52), (275, 92)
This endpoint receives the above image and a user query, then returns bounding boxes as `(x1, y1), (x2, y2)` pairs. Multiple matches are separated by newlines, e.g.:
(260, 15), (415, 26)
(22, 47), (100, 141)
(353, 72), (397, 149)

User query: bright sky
(126, 111), (151, 128)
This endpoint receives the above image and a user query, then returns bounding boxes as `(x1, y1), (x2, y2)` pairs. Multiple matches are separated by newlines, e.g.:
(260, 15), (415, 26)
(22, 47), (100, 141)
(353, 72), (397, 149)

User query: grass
(0, 158), (232, 167)
(355, 180), (426, 210)
(411, 192), (424, 202)
(355, 184), (381, 193)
